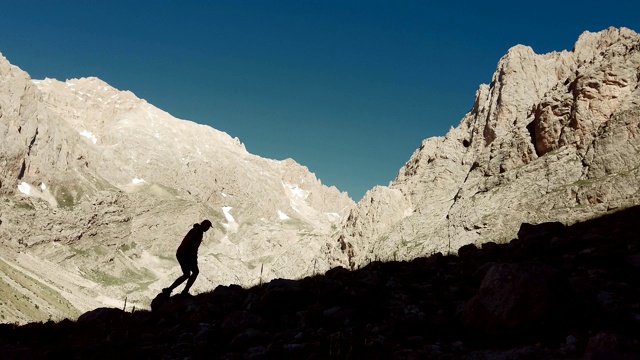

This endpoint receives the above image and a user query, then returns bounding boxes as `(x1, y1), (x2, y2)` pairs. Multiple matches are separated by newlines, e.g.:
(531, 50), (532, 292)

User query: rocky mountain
(339, 27), (640, 268)
(2, 26), (639, 327)
(0, 55), (353, 324)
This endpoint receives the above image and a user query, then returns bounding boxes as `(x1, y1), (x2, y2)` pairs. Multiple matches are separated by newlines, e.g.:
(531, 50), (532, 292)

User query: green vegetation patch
(141, 183), (184, 200)
(0, 259), (79, 321)
(91, 246), (109, 256)
(86, 252), (157, 291)
(120, 267), (156, 284)
(69, 247), (89, 256)
(87, 269), (127, 287)
(13, 201), (34, 210)
(93, 175), (119, 191)
(157, 254), (176, 262)
(51, 184), (78, 209)
(246, 255), (275, 270)
(119, 242), (137, 252)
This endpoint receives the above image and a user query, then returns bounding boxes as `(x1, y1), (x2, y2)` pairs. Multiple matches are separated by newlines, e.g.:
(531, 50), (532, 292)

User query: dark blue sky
(1, 1), (638, 201)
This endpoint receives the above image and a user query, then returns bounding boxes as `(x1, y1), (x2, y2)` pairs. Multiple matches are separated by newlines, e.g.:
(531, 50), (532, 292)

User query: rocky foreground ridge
(1, 206), (639, 359)
(0, 52), (353, 324)
(339, 27), (640, 269)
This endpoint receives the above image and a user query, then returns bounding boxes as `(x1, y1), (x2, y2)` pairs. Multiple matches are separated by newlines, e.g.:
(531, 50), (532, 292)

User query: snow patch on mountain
(18, 182), (31, 195)
(222, 206), (235, 223)
(278, 210), (290, 220)
(80, 130), (98, 144)
(284, 183), (309, 199)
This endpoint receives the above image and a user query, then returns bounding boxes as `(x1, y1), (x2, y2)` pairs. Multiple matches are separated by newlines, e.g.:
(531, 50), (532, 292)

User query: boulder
(458, 262), (574, 338)
(77, 307), (125, 324)
(584, 333), (638, 360)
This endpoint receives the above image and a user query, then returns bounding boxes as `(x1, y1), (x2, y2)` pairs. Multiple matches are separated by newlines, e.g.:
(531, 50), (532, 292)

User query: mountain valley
(0, 27), (639, 359)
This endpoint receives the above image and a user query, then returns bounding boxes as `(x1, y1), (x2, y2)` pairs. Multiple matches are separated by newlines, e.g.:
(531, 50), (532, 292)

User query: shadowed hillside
(1, 207), (639, 359)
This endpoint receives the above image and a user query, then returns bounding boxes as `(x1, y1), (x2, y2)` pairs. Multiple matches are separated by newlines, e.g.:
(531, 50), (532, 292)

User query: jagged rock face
(0, 59), (83, 199)
(340, 27), (640, 266)
(0, 55), (353, 324)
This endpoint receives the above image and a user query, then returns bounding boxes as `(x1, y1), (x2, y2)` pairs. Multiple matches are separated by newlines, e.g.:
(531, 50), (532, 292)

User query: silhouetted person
(163, 219), (212, 296)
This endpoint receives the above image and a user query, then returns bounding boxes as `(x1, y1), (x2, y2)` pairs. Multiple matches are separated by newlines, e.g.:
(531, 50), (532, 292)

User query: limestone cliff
(0, 56), (353, 324)
(340, 27), (640, 266)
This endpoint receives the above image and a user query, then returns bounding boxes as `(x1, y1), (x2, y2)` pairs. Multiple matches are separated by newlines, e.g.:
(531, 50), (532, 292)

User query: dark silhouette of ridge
(1, 206), (639, 359)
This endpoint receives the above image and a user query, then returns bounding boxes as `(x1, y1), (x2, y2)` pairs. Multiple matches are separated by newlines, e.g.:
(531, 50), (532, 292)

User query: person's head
(201, 219), (212, 232)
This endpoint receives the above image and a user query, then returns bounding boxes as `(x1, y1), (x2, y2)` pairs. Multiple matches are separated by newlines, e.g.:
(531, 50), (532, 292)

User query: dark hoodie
(176, 223), (205, 258)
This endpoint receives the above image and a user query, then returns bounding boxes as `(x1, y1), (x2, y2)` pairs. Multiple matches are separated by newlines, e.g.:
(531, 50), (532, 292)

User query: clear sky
(1, 1), (638, 201)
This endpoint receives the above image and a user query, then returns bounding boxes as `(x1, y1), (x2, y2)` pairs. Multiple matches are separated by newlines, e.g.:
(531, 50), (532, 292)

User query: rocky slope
(339, 27), (640, 268)
(1, 206), (638, 359)
(0, 55), (353, 324)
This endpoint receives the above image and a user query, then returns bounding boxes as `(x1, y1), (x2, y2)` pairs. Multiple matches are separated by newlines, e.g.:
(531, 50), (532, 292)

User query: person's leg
(164, 255), (191, 295)
(181, 266), (199, 295)
(164, 272), (189, 294)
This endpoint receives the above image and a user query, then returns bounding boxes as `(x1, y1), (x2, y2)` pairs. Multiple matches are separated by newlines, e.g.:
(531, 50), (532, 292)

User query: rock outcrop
(339, 27), (640, 267)
(0, 54), (353, 324)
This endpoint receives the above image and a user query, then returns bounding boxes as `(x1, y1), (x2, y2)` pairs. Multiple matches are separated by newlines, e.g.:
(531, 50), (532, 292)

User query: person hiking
(163, 219), (212, 296)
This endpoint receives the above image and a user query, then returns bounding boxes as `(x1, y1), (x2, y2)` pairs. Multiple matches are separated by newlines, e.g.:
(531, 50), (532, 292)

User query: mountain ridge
(339, 26), (640, 268)
(0, 53), (354, 324)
